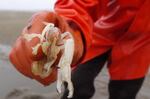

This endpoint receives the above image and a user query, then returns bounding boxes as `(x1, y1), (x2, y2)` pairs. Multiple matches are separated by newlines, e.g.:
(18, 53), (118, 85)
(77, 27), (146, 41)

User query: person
(9, 0), (150, 99)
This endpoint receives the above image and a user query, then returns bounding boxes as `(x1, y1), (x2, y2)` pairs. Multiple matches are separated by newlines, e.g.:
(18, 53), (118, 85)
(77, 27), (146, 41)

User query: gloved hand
(9, 11), (84, 97)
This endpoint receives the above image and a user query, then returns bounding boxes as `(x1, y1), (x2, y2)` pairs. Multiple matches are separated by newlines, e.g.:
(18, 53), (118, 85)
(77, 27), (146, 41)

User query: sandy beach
(0, 11), (150, 99)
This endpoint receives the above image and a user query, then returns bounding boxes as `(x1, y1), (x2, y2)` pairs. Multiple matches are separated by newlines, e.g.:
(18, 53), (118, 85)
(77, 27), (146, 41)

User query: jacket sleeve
(54, 0), (100, 50)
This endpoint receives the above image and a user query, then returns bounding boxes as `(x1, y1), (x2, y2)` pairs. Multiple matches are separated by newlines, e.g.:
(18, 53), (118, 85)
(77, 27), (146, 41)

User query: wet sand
(0, 11), (150, 99)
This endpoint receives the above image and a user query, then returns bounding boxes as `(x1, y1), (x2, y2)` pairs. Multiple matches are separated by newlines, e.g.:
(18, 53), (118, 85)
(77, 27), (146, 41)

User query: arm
(54, 0), (100, 55)
(9, 0), (101, 90)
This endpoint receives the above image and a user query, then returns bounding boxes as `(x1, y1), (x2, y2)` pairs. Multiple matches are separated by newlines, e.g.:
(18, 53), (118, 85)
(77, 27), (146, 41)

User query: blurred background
(0, 0), (59, 99)
(0, 0), (149, 99)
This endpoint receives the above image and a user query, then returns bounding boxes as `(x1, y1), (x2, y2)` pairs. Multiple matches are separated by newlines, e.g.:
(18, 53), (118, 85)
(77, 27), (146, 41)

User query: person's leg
(108, 77), (145, 99)
(61, 52), (109, 99)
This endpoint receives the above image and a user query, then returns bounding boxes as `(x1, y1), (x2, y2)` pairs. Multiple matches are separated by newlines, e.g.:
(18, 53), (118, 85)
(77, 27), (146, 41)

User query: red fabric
(55, 0), (150, 80)
(9, 11), (84, 85)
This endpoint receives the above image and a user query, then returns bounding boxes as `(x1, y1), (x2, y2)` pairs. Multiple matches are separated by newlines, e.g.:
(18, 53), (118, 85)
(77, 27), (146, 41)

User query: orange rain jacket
(55, 0), (150, 80)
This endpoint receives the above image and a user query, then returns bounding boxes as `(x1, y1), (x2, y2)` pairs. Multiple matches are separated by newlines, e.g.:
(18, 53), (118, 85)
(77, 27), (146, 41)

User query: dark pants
(61, 52), (145, 99)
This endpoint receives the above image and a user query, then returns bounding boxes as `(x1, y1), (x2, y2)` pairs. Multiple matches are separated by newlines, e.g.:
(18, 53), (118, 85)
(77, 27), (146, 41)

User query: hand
(9, 11), (84, 86)
(9, 11), (59, 85)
